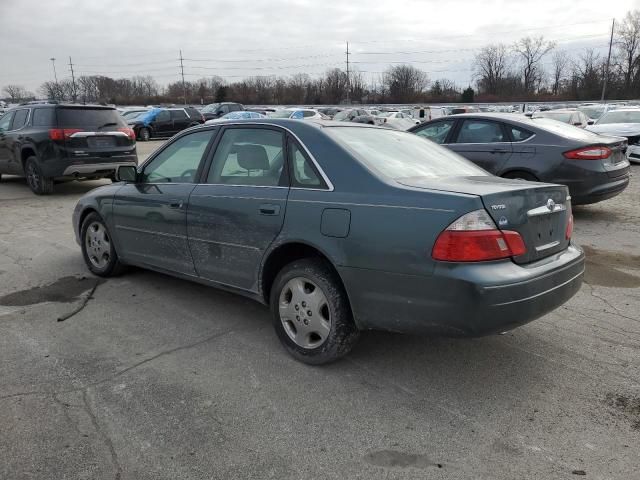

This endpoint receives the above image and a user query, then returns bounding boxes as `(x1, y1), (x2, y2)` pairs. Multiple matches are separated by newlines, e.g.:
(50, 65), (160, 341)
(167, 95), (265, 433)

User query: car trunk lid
(397, 176), (571, 264)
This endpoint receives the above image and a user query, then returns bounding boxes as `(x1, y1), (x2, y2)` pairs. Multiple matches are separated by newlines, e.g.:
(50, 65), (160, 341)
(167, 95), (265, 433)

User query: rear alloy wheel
(81, 212), (125, 277)
(502, 171), (538, 182)
(25, 156), (54, 195)
(138, 127), (150, 141)
(270, 258), (359, 365)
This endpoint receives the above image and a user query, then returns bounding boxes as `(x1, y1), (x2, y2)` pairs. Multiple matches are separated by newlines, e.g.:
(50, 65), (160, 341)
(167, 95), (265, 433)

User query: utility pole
(179, 49), (187, 105)
(49, 57), (58, 100)
(345, 41), (350, 105)
(68, 56), (77, 102)
(601, 18), (615, 102)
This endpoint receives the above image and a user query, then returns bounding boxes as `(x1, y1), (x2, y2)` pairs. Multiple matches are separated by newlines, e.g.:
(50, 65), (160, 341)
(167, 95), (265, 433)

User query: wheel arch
(259, 241), (351, 309)
(20, 146), (37, 170)
(498, 168), (540, 181)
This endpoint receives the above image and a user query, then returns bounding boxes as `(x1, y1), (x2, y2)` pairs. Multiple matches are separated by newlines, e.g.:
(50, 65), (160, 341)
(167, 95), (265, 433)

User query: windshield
(201, 103), (220, 113)
(57, 107), (126, 127)
(596, 110), (640, 124)
(332, 110), (352, 121)
(579, 106), (605, 119)
(269, 110), (294, 118)
(326, 126), (487, 179)
(122, 110), (146, 119)
(533, 112), (572, 122)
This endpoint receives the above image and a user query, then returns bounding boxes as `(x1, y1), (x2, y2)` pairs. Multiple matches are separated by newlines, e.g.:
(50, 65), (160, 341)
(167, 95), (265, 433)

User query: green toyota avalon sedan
(73, 119), (584, 364)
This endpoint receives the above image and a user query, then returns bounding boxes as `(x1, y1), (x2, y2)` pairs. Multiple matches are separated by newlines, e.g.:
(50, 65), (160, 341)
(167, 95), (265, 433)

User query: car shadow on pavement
(0, 175), (111, 197)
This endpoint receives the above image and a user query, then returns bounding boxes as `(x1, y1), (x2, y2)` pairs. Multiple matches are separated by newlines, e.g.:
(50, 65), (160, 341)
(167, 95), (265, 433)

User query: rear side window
(288, 138), (326, 189)
(229, 104), (242, 112)
(10, 109), (29, 130)
(456, 120), (505, 143)
(57, 108), (125, 128)
(32, 108), (55, 127)
(207, 128), (285, 186)
(302, 110), (316, 118)
(170, 110), (188, 120)
(510, 126), (534, 141)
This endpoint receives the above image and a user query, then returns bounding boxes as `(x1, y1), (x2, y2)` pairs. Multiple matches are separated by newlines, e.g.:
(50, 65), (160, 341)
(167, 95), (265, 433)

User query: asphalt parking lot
(0, 140), (639, 479)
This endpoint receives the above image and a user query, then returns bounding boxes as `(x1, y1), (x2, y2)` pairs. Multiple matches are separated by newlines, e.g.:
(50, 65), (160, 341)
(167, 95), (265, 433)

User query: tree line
(3, 9), (639, 106)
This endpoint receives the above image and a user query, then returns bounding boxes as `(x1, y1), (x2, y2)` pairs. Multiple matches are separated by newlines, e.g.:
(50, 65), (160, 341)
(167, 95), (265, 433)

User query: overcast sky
(1, 0), (639, 95)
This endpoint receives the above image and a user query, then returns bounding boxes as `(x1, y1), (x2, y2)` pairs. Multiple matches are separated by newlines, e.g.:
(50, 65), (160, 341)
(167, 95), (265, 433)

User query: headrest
(236, 144), (269, 171)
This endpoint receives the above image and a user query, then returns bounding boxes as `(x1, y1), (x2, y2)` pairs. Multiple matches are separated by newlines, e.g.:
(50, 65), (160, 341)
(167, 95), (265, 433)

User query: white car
(587, 108), (640, 164)
(269, 108), (326, 120)
(377, 111), (417, 130)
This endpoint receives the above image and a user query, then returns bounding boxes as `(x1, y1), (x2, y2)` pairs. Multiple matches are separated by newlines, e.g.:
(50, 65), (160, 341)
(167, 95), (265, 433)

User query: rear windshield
(534, 112), (572, 122)
(326, 126), (487, 179)
(531, 118), (604, 141)
(57, 108), (126, 128)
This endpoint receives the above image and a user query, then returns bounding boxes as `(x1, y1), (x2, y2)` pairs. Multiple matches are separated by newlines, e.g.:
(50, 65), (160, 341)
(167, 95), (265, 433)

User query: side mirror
(587, 120), (594, 125)
(115, 165), (138, 182)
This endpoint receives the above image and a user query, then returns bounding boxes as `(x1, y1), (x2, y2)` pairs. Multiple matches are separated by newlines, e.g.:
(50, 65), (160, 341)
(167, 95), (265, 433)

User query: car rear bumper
(41, 155), (138, 178)
(569, 174), (630, 205)
(338, 244), (584, 336)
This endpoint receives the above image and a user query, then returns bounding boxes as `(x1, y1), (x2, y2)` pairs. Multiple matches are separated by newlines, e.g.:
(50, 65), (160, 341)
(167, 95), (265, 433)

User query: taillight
(49, 128), (83, 141)
(432, 209), (526, 262)
(118, 127), (136, 141)
(563, 146), (612, 160)
(566, 214), (573, 240)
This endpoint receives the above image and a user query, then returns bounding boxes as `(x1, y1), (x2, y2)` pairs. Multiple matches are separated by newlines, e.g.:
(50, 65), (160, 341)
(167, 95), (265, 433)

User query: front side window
(207, 128), (285, 186)
(302, 110), (316, 118)
(141, 130), (214, 183)
(10, 109), (29, 130)
(0, 112), (15, 131)
(456, 120), (505, 143)
(414, 119), (455, 144)
(288, 139), (325, 189)
(510, 125), (534, 141)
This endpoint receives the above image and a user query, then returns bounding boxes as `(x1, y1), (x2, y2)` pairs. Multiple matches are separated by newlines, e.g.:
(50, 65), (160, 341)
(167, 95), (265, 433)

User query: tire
(270, 258), (360, 365)
(25, 156), (54, 195)
(138, 127), (150, 142)
(80, 212), (125, 277)
(501, 171), (538, 182)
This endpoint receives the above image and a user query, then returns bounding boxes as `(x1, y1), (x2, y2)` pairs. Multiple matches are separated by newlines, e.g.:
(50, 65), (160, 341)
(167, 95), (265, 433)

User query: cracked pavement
(0, 141), (638, 479)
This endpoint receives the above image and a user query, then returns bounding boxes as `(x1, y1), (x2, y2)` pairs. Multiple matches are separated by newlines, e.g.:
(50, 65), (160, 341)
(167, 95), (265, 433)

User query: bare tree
(514, 36), (555, 93)
(2, 84), (27, 102)
(551, 50), (570, 95)
(474, 44), (509, 95)
(615, 10), (640, 95)
(383, 64), (429, 103)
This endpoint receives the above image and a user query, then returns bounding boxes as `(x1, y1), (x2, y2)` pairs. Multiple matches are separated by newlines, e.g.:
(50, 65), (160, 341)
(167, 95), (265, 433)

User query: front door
(112, 129), (216, 275)
(187, 126), (288, 290)
(448, 118), (513, 174)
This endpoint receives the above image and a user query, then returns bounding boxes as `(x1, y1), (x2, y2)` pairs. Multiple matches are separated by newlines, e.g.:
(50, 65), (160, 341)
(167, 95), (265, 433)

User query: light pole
(50, 57), (58, 100)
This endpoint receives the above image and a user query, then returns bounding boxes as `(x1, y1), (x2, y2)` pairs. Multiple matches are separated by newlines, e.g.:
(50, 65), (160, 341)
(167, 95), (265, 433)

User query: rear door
(152, 110), (172, 136)
(448, 118), (513, 173)
(169, 109), (189, 133)
(112, 129), (216, 274)
(187, 125), (288, 290)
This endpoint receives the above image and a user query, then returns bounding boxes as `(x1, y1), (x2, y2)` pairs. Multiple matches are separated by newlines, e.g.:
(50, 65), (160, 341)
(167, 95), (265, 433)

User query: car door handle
(259, 203), (280, 215)
(169, 200), (184, 209)
(491, 149), (509, 154)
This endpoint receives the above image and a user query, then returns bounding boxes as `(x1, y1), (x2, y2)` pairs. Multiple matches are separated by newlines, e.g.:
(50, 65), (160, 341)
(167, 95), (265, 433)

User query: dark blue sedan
(73, 120), (584, 364)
